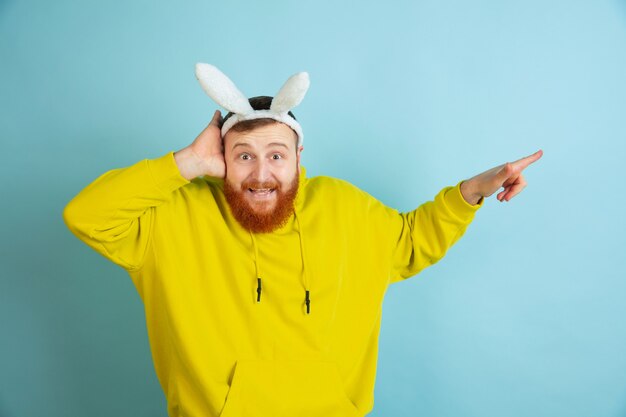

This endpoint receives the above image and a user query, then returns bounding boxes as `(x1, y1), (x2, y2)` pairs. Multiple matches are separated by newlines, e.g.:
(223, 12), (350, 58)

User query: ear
(296, 145), (304, 170)
(195, 63), (254, 115)
(271, 72), (310, 113)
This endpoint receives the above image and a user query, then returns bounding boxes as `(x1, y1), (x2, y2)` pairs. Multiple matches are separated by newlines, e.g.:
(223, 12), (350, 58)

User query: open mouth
(248, 188), (276, 197)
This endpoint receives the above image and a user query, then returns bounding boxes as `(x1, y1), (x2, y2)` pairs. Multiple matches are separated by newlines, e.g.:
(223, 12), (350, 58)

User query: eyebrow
(232, 142), (290, 151)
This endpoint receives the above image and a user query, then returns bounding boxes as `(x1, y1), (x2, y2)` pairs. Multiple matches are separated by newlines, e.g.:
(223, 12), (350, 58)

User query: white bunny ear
(270, 72), (310, 113)
(195, 63), (254, 115)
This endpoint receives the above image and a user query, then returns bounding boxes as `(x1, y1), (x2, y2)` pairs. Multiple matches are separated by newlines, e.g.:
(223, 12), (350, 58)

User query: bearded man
(63, 64), (542, 417)
(219, 97), (301, 234)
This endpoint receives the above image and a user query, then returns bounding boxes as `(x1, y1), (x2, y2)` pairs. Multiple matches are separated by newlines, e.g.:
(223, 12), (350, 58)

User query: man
(63, 64), (542, 417)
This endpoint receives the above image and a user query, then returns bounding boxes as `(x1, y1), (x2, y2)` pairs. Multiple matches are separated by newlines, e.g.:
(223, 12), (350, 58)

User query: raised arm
(390, 181), (483, 283)
(63, 110), (226, 271)
(390, 150), (543, 283)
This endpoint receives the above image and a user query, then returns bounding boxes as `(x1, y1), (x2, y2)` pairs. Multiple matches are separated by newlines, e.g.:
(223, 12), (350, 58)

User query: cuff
(444, 181), (484, 218)
(147, 151), (191, 195)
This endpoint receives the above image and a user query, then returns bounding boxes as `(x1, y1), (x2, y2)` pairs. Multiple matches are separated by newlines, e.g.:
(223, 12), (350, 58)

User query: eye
(272, 154), (282, 160)
(240, 153), (251, 161)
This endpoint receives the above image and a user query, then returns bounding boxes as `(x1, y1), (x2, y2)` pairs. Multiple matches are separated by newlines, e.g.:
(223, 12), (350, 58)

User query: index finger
(210, 109), (223, 127)
(512, 149), (543, 170)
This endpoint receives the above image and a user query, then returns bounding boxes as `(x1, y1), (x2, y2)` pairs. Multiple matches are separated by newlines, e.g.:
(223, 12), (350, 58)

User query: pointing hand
(460, 150), (544, 205)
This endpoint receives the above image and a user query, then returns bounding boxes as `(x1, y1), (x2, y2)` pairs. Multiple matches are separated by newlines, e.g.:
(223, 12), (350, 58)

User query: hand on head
(174, 110), (227, 180)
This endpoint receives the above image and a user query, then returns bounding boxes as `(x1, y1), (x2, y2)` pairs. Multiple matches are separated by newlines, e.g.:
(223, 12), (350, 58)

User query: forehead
(225, 122), (298, 150)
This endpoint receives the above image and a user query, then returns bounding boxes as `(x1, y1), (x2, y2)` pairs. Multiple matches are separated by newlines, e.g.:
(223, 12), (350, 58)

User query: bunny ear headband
(195, 63), (310, 146)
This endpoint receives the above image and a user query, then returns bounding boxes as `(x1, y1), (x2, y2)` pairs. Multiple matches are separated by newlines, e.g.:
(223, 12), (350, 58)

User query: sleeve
(62, 151), (190, 271)
(389, 180), (483, 284)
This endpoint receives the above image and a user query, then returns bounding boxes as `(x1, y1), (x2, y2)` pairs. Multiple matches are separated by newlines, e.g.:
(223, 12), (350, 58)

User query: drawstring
(305, 290), (311, 314)
(294, 208), (311, 315)
(250, 231), (262, 303)
(248, 208), (312, 315)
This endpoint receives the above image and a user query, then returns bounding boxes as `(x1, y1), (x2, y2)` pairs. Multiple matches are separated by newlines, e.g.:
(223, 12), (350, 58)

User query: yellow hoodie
(63, 151), (483, 417)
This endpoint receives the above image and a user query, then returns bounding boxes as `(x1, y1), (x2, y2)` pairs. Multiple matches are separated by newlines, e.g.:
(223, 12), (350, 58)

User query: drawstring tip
(305, 290), (311, 314)
(256, 278), (262, 303)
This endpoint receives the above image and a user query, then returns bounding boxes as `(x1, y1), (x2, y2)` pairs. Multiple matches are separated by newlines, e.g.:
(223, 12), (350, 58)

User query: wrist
(460, 180), (483, 206)
(174, 147), (203, 181)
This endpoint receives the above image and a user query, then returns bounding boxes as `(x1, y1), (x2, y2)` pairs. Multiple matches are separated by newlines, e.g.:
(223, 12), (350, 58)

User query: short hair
(223, 96), (298, 137)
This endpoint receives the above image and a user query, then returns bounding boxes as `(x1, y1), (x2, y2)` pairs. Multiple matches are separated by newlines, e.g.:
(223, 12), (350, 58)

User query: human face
(223, 122), (303, 231)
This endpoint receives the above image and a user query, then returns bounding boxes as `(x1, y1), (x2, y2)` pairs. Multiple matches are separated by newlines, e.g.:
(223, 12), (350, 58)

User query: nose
(252, 159), (271, 182)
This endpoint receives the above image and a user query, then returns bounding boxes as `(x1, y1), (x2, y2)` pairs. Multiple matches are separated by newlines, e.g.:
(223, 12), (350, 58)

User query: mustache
(241, 180), (280, 191)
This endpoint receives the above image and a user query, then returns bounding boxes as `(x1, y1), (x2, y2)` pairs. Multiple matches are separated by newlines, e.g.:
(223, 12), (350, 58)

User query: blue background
(1, 0), (625, 416)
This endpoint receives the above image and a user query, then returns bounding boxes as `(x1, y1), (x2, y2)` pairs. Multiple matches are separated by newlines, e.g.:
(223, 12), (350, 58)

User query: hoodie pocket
(219, 359), (361, 417)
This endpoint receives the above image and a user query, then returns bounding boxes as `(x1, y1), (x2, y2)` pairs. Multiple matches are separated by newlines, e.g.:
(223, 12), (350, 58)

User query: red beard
(224, 172), (300, 233)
